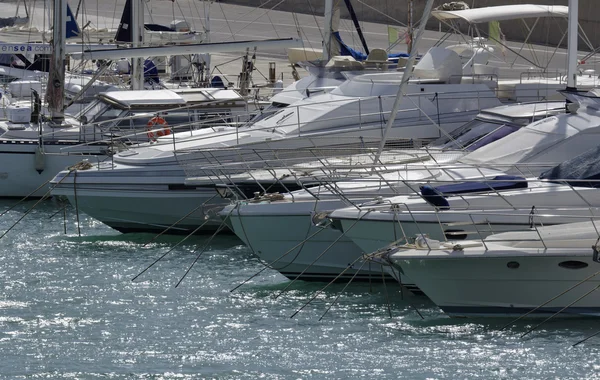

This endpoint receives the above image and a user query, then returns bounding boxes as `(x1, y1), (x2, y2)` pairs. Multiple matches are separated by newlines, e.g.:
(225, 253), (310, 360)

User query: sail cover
(332, 32), (408, 62)
(432, 4), (568, 23)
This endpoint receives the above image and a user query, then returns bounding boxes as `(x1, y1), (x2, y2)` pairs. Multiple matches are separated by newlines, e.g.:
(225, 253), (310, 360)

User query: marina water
(1, 200), (599, 379)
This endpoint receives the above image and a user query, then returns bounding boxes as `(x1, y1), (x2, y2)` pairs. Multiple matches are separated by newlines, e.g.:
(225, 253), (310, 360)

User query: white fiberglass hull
(335, 207), (600, 254)
(392, 248), (600, 317)
(47, 78), (501, 233)
(53, 184), (228, 233)
(0, 141), (108, 197)
(223, 200), (399, 283)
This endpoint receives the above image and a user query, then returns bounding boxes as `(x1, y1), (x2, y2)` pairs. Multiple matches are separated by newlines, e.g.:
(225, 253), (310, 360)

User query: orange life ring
(146, 116), (171, 140)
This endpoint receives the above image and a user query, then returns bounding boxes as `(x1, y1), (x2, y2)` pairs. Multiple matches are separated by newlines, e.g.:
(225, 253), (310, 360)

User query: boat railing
(173, 89), (498, 151)
(520, 70), (566, 83)
(61, 83), (503, 162)
(187, 157), (599, 212)
(180, 151), (578, 209)
(57, 105), (261, 156)
(178, 142), (454, 183)
(448, 73), (499, 85)
(316, 168), (600, 253)
(373, 202), (600, 253)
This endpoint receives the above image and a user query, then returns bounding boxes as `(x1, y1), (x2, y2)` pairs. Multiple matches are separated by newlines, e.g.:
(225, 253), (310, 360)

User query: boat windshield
(243, 102), (287, 128)
(76, 100), (124, 125)
(430, 119), (519, 151)
(539, 145), (600, 188)
(76, 99), (105, 121)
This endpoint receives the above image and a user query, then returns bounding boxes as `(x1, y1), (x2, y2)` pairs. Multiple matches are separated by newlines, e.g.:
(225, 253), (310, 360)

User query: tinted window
(431, 119), (518, 151)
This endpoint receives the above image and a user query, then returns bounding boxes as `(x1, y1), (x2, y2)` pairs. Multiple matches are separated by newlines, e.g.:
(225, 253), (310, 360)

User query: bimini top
(432, 4), (569, 23)
(100, 90), (186, 108)
(99, 88), (245, 109)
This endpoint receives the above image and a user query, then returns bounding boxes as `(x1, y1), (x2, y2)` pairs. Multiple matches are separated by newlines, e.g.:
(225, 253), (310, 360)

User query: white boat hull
(393, 250), (600, 317)
(53, 184), (228, 233)
(0, 142), (108, 197)
(336, 206), (600, 254)
(225, 201), (397, 283)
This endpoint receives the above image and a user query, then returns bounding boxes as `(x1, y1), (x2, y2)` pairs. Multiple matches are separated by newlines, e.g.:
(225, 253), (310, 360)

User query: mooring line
(573, 329), (600, 347)
(0, 179), (51, 218)
(175, 223), (228, 288)
(229, 225), (328, 293)
(73, 169), (81, 237)
(131, 218), (213, 282)
(521, 284), (600, 339)
(290, 254), (368, 319)
(0, 169), (76, 240)
(47, 204), (68, 220)
(142, 193), (219, 247)
(174, 207), (237, 288)
(384, 255), (424, 320)
(380, 261), (393, 318)
(274, 210), (370, 300)
(501, 269), (600, 330)
(318, 259), (369, 321)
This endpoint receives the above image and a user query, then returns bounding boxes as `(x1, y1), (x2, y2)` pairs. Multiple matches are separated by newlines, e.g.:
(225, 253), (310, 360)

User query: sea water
(0, 200), (599, 379)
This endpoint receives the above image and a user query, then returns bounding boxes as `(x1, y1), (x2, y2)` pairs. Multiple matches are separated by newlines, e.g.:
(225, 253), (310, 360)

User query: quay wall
(221, 0), (597, 51)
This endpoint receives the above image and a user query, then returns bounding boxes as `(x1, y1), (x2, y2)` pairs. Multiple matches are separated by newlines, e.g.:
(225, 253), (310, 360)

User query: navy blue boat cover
(332, 32), (409, 62)
(420, 175), (528, 209)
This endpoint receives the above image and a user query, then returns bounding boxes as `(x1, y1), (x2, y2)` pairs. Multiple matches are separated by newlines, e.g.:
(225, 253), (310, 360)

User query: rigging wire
(353, 0), (407, 27)
(215, 1), (235, 41)
(304, 0), (324, 40)
(223, 0), (285, 43)
(190, 0), (206, 32)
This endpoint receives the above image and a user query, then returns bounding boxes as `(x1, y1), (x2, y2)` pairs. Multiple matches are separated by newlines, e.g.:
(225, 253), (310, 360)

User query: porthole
(558, 261), (589, 270)
(507, 261), (520, 269)
(444, 229), (467, 240)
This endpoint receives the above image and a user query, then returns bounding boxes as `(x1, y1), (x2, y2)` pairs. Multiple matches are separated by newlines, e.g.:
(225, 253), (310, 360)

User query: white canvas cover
(102, 90), (186, 106)
(460, 109), (600, 166)
(432, 4), (568, 24)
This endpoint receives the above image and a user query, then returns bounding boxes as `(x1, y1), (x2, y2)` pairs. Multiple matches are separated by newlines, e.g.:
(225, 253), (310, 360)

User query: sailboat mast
(49, 0), (66, 122)
(131, 0), (144, 90)
(204, 0), (212, 79)
(322, 0), (333, 62)
(372, 0), (435, 164)
(407, 0), (414, 54)
(567, 0), (578, 90)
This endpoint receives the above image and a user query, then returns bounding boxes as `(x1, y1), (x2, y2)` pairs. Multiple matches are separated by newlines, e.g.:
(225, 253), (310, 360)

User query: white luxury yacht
(49, 2), (596, 234)
(217, 101), (565, 282)
(217, 77), (600, 282)
(328, 105), (600, 255)
(385, 220), (600, 317)
(0, 87), (252, 198)
(49, 47), (504, 233)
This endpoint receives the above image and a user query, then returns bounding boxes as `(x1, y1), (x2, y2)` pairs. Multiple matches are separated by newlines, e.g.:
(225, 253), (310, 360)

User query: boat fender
(34, 146), (45, 174)
(147, 116), (171, 141)
(415, 234), (440, 249)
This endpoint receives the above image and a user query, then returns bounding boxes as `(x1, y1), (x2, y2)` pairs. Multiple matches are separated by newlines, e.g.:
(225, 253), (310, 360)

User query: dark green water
(0, 200), (599, 379)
